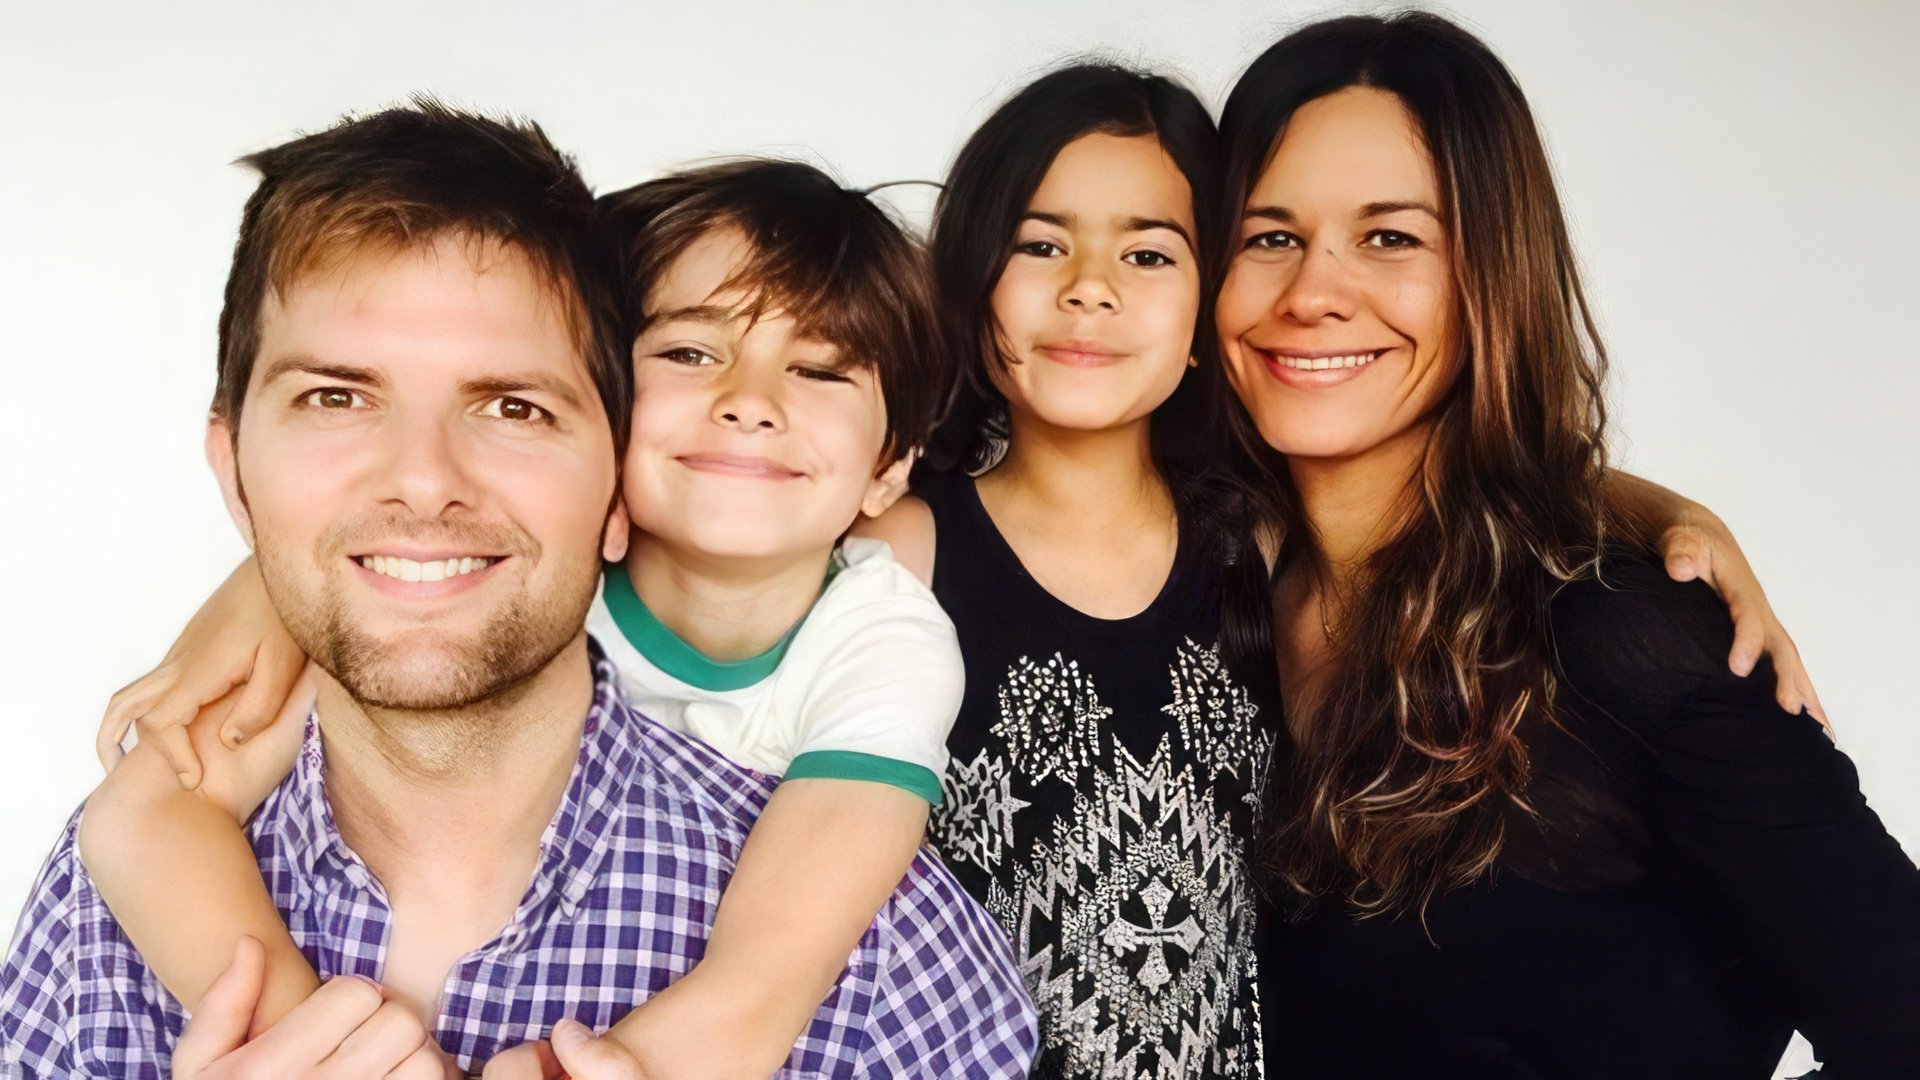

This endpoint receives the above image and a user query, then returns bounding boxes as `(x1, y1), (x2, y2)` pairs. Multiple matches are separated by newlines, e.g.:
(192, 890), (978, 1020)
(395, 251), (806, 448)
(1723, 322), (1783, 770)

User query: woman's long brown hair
(1218, 12), (1631, 917)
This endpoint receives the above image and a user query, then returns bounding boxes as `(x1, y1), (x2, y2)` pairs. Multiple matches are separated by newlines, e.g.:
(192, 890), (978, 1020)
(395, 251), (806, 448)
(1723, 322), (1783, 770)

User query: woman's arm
(602, 779), (928, 1077)
(1601, 469), (1825, 725)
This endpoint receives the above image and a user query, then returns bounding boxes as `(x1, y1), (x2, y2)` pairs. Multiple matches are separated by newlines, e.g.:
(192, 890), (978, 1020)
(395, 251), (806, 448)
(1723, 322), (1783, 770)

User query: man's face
(213, 235), (620, 711)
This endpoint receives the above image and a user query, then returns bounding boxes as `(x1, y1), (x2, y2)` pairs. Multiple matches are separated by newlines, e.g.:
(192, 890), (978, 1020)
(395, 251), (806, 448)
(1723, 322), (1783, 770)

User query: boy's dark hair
(214, 97), (629, 448)
(595, 159), (944, 464)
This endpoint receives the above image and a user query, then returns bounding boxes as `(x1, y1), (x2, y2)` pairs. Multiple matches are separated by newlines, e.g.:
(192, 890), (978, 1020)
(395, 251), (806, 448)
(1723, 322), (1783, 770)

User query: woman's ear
(861, 447), (919, 519)
(205, 418), (256, 550)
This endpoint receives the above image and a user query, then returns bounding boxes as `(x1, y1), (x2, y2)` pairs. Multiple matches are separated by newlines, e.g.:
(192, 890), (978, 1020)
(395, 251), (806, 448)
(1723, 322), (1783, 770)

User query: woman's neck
(1287, 419), (1432, 582)
(623, 536), (833, 663)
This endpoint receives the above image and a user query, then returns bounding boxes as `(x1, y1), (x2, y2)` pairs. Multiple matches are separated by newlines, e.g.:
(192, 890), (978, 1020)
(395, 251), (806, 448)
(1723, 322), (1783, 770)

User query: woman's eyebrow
(1359, 199), (1443, 221)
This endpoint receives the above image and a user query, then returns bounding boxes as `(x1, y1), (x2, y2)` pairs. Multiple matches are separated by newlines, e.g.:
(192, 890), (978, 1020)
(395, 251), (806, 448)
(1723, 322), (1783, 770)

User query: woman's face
(1217, 86), (1457, 463)
(988, 132), (1200, 435)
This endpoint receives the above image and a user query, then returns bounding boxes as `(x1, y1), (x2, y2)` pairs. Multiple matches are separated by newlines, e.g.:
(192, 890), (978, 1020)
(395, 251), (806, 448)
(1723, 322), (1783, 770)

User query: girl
(858, 62), (1815, 1079)
(1212, 14), (1920, 1076)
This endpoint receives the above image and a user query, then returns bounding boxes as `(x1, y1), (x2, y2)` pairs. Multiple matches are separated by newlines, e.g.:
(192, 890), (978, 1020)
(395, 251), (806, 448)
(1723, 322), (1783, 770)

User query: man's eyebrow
(460, 373), (584, 411)
(1120, 216), (1194, 249)
(258, 356), (384, 388)
(1360, 199), (1443, 221)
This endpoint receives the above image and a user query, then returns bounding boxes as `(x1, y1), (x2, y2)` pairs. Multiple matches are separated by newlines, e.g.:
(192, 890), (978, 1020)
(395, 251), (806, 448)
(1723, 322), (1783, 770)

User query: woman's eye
(658, 347), (718, 366)
(1364, 230), (1423, 250)
(1245, 231), (1301, 252)
(1124, 250), (1175, 268)
(298, 388), (369, 410)
(1015, 240), (1064, 258)
(477, 396), (553, 424)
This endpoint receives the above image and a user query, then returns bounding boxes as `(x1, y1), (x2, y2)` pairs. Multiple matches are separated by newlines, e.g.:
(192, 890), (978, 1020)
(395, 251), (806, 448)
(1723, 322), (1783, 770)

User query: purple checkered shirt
(0, 644), (1037, 1078)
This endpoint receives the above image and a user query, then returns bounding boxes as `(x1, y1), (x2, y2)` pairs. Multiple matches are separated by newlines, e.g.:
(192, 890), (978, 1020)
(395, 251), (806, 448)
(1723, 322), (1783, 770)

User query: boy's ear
(602, 492), (632, 564)
(205, 418), (256, 550)
(861, 448), (919, 519)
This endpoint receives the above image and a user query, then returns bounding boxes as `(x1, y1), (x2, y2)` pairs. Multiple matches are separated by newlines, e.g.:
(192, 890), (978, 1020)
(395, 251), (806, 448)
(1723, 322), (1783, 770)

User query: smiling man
(0, 102), (1033, 1078)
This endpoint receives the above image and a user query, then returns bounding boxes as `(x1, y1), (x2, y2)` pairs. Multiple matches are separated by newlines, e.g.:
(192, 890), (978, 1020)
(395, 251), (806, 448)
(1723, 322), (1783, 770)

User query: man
(0, 101), (1035, 1077)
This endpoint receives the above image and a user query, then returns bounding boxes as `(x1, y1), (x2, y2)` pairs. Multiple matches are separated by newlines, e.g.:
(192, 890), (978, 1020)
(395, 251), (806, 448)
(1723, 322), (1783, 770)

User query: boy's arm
(77, 676), (321, 1037)
(1601, 468), (1826, 725)
(606, 779), (927, 1077)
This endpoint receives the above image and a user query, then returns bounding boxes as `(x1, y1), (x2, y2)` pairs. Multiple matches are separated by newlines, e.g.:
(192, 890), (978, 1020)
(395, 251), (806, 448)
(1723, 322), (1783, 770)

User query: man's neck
(623, 535), (833, 663)
(319, 634), (594, 896)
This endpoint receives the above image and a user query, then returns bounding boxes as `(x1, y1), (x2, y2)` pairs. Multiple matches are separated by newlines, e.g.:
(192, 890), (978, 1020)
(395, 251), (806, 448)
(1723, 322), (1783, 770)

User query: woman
(1215, 13), (1920, 1077)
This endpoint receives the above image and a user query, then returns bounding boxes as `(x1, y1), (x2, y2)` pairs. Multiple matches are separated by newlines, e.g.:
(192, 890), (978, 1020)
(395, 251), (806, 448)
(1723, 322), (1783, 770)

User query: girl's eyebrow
(1022, 210), (1194, 248)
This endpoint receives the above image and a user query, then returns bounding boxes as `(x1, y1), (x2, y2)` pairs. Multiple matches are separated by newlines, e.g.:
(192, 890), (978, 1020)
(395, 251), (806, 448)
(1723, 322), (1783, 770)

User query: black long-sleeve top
(1260, 554), (1920, 1078)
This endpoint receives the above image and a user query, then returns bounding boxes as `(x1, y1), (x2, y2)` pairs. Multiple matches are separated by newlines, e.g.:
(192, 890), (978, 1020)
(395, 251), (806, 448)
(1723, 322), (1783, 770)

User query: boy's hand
(172, 936), (452, 1079)
(98, 557), (308, 788)
(481, 1020), (650, 1080)
(1657, 515), (1828, 731)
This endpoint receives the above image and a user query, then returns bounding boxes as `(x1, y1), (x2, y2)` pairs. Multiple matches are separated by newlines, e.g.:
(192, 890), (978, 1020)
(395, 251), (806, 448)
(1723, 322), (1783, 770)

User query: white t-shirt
(585, 538), (961, 804)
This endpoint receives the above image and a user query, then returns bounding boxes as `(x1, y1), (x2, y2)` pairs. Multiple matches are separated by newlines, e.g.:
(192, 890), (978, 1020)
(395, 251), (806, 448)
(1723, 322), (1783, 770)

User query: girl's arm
(604, 779), (929, 1077)
(1601, 469), (1826, 726)
(78, 560), (321, 1037)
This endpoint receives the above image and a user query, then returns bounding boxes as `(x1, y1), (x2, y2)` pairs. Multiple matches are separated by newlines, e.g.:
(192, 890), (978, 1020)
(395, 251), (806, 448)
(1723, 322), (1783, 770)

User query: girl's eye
(792, 366), (852, 384)
(1364, 230), (1423, 250)
(298, 388), (369, 410)
(1124, 250), (1175, 268)
(1015, 240), (1064, 258)
(658, 347), (718, 366)
(1244, 230), (1302, 252)
(477, 396), (553, 424)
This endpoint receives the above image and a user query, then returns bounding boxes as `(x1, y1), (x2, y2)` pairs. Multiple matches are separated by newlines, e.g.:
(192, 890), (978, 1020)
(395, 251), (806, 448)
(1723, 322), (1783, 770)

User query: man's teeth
(356, 556), (496, 582)
(1273, 351), (1378, 371)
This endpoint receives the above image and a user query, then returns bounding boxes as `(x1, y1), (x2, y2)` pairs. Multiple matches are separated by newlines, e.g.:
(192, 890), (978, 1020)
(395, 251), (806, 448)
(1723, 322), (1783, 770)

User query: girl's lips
(1035, 342), (1128, 368)
(1254, 345), (1391, 388)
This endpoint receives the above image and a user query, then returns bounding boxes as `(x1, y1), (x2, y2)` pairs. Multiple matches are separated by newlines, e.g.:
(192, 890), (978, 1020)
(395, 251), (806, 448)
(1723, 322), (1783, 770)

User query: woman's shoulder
(1547, 549), (1753, 726)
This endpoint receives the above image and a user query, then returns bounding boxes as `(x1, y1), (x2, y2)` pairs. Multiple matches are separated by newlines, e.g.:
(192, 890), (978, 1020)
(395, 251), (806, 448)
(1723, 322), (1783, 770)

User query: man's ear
(205, 417), (256, 550)
(601, 492), (632, 564)
(861, 447), (919, 519)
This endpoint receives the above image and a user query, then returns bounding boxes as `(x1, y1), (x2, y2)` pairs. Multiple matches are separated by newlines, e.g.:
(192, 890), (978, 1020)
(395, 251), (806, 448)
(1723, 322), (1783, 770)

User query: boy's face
(211, 236), (622, 710)
(624, 227), (895, 564)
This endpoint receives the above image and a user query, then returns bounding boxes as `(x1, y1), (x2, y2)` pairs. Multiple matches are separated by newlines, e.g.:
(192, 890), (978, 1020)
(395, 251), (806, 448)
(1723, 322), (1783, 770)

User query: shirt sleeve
(1556, 566), (1920, 1074)
(783, 558), (965, 806)
(2, 812), (83, 1078)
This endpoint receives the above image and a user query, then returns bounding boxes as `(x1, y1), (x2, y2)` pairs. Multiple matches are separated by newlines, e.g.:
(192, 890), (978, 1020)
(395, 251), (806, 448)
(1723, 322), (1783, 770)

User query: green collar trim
(600, 561), (801, 692)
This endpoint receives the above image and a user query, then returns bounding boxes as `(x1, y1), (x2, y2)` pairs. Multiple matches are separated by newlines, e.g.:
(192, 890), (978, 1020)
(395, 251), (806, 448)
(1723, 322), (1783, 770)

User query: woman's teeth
(1272, 351), (1379, 371)
(356, 555), (496, 583)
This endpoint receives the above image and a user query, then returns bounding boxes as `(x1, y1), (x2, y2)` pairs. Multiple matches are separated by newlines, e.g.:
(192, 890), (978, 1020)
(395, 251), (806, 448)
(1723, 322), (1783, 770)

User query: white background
(2, 1), (1915, 1073)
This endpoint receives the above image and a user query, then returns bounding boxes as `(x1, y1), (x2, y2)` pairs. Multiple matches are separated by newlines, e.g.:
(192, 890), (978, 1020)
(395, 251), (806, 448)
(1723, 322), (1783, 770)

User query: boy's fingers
(173, 935), (267, 1076)
(1727, 608), (1764, 679)
(224, 645), (305, 745)
(98, 669), (174, 770)
(138, 721), (205, 790)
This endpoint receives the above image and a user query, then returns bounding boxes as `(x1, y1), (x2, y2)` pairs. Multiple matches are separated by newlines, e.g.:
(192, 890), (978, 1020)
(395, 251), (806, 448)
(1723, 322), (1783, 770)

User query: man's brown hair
(214, 97), (629, 447)
(595, 160), (945, 463)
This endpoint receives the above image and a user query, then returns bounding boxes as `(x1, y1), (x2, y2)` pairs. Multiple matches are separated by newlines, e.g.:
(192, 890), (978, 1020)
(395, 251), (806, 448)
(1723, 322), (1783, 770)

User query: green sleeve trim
(783, 750), (945, 806)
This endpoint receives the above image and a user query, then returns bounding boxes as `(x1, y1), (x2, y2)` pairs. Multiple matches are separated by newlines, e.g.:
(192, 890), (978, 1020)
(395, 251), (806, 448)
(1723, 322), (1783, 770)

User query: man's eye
(1124, 250), (1175, 268)
(1364, 230), (1423, 250)
(1015, 240), (1064, 258)
(658, 347), (718, 365)
(1244, 231), (1301, 252)
(299, 388), (368, 410)
(477, 396), (553, 423)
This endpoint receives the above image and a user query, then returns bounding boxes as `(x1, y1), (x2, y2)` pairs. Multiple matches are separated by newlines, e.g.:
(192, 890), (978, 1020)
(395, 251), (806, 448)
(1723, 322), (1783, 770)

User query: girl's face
(1217, 86), (1457, 463)
(989, 132), (1200, 435)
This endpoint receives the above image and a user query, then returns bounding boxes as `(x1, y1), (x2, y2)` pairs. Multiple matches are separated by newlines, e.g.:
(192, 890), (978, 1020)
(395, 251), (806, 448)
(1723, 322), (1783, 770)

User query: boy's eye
(658, 347), (718, 366)
(1014, 240), (1064, 258)
(1363, 229), (1424, 250)
(791, 365), (852, 384)
(476, 396), (553, 424)
(297, 387), (370, 410)
(1124, 250), (1175, 268)
(1244, 230), (1302, 252)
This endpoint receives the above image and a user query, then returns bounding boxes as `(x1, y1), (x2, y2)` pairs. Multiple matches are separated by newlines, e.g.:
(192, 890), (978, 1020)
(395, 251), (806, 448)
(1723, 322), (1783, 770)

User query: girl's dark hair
(918, 62), (1273, 586)
(1218, 13), (1627, 917)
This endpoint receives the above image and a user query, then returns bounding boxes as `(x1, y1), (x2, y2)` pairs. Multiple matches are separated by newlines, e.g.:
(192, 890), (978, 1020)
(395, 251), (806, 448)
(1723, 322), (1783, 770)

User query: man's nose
(376, 412), (478, 518)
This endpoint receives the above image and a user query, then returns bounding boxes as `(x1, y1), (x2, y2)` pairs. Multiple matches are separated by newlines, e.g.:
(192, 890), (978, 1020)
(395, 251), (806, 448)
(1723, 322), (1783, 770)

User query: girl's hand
(97, 558), (308, 787)
(1657, 516), (1828, 731)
